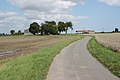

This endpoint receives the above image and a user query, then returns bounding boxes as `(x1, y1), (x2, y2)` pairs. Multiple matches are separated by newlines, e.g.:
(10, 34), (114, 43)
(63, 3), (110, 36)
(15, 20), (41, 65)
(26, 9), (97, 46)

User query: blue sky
(70, 0), (120, 31)
(0, 0), (120, 33)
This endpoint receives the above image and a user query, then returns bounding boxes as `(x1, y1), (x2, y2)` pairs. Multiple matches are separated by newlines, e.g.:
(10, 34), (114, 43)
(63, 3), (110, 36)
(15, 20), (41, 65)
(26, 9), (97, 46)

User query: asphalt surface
(46, 36), (120, 80)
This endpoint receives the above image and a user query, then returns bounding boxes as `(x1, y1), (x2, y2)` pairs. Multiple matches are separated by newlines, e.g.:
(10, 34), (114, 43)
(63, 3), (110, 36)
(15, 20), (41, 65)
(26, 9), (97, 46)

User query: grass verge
(87, 37), (120, 77)
(0, 35), (83, 80)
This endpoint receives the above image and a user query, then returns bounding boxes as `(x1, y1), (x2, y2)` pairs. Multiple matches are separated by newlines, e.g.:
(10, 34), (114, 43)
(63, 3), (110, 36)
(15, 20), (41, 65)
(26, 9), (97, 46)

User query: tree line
(29, 21), (73, 35)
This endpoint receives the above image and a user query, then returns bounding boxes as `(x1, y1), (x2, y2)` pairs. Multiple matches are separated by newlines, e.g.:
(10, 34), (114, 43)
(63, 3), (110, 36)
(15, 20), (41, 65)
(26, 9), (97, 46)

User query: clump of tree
(10, 30), (15, 35)
(65, 22), (73, 34)
(58, 21), (66, 34)
(18, 30), (22, 35)
(29, 21), (73, 35)
(15, 30), (23, 35)
(0, 33), (6, 36)
(41, 21), (58, 35)
(10, 30), (23, 35)
(112, 28), (119, 33)
(29, 22), (40, 35)
(115, 28), (119, 32)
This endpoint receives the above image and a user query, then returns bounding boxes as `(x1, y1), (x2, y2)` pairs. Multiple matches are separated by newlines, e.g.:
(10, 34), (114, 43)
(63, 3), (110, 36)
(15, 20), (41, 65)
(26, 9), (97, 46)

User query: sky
(0, 0), (120, 33)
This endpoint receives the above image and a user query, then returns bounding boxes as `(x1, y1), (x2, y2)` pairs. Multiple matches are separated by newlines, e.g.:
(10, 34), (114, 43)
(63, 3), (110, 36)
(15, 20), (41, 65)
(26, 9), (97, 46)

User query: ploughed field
(95, 33), (120, 52)
(0, 35), (79, 59)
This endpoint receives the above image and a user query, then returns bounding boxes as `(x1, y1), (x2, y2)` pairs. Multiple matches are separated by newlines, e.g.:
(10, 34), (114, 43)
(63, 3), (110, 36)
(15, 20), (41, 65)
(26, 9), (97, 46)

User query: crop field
(0, 35), (81, 59)
(95, 33), (120, 52)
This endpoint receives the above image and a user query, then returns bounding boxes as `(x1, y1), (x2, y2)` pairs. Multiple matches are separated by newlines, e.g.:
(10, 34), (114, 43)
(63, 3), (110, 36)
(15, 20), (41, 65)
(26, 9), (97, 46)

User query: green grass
(87, 37), (120, 77)
(0, 35), (83, 80)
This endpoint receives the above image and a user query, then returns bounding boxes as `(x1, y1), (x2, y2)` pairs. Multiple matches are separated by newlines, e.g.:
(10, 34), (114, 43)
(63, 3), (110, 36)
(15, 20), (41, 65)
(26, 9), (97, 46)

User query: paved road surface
(46, 36), (120, 80)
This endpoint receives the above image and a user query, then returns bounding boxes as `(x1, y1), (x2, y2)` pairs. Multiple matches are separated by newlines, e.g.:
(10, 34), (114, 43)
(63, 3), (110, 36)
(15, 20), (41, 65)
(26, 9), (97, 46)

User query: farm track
(46, 36), (120, 80)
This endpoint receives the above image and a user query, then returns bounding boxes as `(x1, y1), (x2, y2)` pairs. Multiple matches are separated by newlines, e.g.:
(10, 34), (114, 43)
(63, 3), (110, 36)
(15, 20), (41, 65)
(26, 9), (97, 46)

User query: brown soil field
(0, 35), (80, 59)
(95, 33), (120, 52)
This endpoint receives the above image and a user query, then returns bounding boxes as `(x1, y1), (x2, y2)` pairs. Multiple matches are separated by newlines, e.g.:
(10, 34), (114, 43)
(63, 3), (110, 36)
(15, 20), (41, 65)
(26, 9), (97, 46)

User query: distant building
(24, 29), (33, 35)
(76, 30), (95, 34)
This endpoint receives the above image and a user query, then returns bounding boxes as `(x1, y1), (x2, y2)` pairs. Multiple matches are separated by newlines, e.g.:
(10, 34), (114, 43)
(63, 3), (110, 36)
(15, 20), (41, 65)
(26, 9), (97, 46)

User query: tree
(29, 22), (40, 35)
(10, 30), (15, 35)
(58, 21), (73, 34)
(115, 28), (119, 32)
(65, 21), (73, 34)
(49, 24), (58, 35)
(40, 23), (44, 35)
(47, 21), (58, 35)
(41, 23), (50, 35)
(58, 21), (66, 34)
(41, 21), (58, 35)
(18, 30), (22, 35)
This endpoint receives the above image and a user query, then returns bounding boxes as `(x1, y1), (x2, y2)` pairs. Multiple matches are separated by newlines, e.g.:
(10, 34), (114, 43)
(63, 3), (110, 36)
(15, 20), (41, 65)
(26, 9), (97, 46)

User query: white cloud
(0, 11), (27, 33)
(65, 0), (86, 5)
(9, 0), (87, 20)
(0, 11), (17, 19)
(99, 0), (120, 6)
(0, 16), (26, 24)
(23, 10), (88, 21)
(9, 0), (77, 13)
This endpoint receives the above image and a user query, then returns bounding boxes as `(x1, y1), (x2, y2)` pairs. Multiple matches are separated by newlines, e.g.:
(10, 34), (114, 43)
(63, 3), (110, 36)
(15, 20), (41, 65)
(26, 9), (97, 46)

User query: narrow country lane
(46, 36), (120, 80)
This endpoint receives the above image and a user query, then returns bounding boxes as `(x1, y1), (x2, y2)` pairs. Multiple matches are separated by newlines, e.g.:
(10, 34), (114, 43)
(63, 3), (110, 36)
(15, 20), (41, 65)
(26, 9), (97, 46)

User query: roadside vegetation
(87, 36), (120, 77)
(0, 35), (83, 80)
